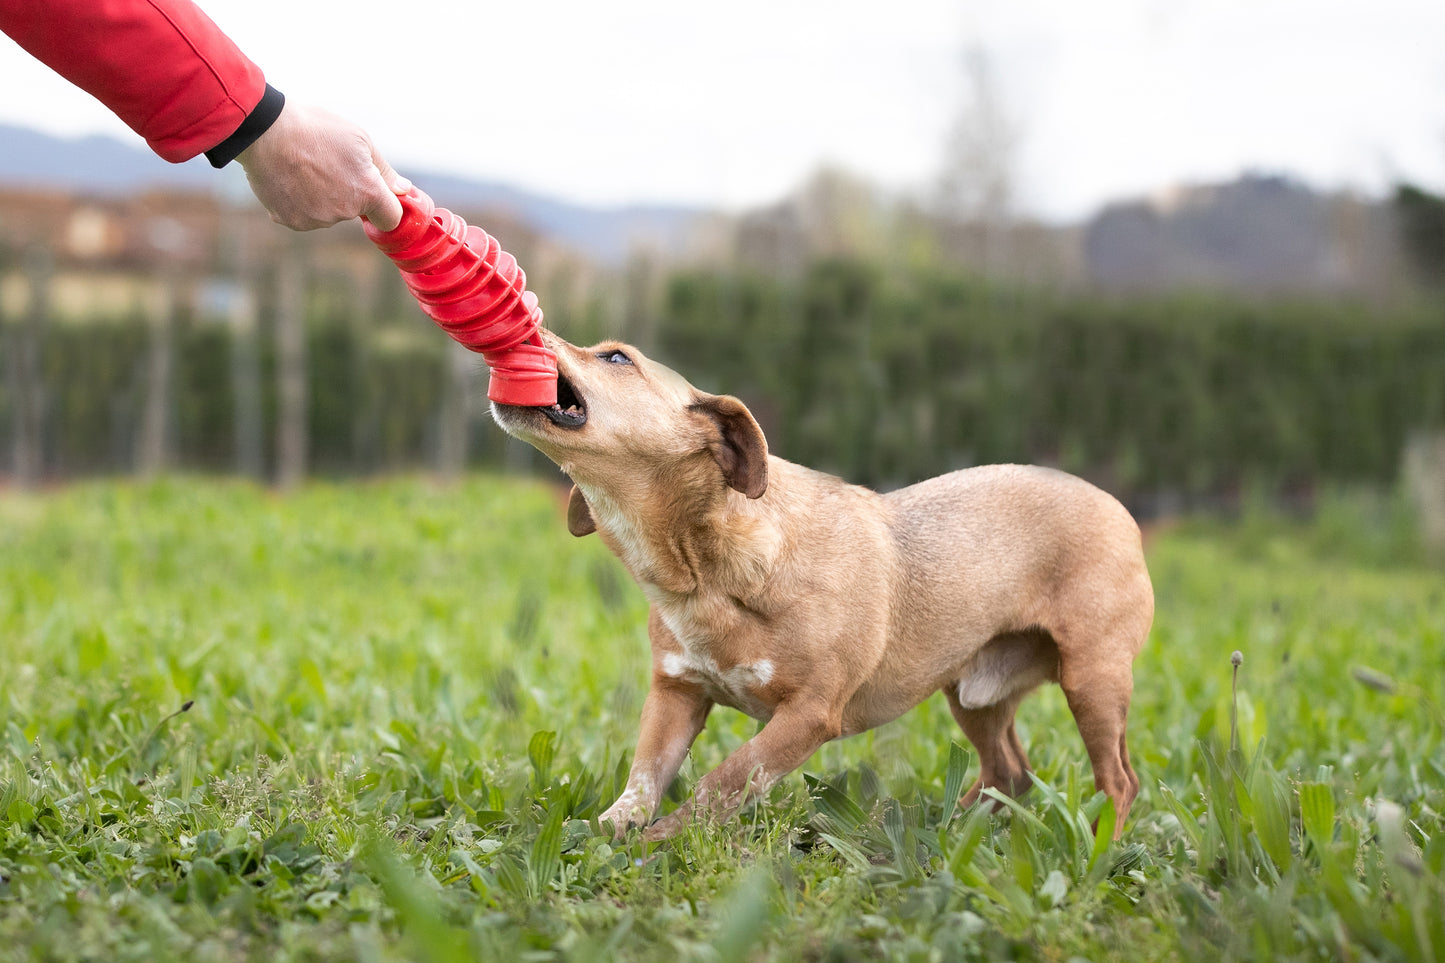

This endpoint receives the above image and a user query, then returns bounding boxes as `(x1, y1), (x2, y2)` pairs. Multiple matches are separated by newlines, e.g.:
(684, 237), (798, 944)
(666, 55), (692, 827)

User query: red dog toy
(364, 187), (558, 407)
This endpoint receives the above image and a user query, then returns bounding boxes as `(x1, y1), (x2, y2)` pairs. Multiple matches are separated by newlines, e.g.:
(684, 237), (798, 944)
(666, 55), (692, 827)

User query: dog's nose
(538, 329), (576, 353)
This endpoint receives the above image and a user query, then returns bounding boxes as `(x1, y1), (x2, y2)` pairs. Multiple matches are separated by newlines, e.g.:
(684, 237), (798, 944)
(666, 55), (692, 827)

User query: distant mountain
(0, 123), (216, 191)
(0, 122), (707, 264)
(1083, 173), (1402, 295)
(411, 170), (710, 265)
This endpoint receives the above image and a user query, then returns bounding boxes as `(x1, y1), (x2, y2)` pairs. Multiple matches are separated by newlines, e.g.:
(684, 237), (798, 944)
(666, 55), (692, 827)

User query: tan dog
(492, 333), (1154, 841)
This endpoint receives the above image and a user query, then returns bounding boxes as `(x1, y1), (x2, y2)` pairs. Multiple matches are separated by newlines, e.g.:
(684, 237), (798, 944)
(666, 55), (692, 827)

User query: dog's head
(491, 333), (768, 535)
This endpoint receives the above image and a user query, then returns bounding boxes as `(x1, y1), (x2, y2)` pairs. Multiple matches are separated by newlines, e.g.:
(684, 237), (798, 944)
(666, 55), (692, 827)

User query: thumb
(372, 143), (411, 196)
(360, 180), (403, 232)
(362, 144), (409, 231)
(361, 181), (403, 231)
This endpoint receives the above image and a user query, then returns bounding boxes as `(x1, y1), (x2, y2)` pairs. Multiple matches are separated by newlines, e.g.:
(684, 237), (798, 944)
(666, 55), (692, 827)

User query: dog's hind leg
(1047, 555), (1151, 838)
(1058, 660), (1139, 838)
(944, 688), (1034, 807)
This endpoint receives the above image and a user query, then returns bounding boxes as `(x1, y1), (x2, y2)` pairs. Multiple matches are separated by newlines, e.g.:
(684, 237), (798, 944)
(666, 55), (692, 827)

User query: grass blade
(806, 773), (868, 835)
(1299, 781), (1336, 851)
(1089, 796), (1117, 873)
(1251, 764), (1293, 874)
(528, 730), (557, 788)
(882, 798), (918, 880)
(940, 742), (969, 828)
(529, 803), (567, 899)
(946, 804), (993, 881)
(817, 832), (874, 874)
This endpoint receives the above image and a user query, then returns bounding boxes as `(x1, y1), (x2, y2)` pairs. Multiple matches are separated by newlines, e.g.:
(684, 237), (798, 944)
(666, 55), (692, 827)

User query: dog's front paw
(598, 794), (651, 839)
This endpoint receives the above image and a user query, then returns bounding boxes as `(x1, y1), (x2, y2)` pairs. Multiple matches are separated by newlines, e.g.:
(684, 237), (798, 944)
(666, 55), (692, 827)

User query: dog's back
(849, 465), (1152, 725)
(884, 464), (1149, 638)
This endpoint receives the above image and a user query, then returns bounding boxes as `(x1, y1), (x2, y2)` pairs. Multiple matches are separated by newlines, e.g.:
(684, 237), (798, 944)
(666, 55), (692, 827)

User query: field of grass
(1, 476), (1441, 961)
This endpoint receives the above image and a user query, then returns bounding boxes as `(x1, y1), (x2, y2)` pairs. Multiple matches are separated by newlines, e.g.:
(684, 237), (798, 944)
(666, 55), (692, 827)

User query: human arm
(0, 0), (405, 230)
(0, 0), (265, 162)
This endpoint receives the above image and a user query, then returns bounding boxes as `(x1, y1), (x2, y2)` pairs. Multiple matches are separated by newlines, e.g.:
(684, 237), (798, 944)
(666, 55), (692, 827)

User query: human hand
(236, 102), (408, 231)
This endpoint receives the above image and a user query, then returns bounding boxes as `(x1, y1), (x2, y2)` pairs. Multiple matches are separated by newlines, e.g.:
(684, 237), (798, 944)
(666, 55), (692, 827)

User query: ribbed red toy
(363, 187), (558, 407)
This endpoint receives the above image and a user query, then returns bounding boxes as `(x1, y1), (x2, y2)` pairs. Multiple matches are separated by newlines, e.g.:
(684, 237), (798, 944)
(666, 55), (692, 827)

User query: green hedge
(1, 316), (452, 480)
(660, 260), (1445, 500)
(4, 259), (1443, 499)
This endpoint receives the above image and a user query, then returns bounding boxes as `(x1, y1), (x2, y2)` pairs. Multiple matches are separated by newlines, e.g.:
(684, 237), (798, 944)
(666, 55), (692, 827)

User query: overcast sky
(1, 0), (1442, 220)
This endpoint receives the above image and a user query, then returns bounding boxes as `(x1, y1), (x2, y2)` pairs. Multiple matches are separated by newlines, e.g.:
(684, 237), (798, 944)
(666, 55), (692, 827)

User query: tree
(8, 246), (50, 488)
(1394, 183), (1445, 286)
(136, 268), (178, 476)
(274, 238), (308, 490)
(222, 205), (265, 480)
(435, 342), (476, 481)
(934, 47), (1020, 277)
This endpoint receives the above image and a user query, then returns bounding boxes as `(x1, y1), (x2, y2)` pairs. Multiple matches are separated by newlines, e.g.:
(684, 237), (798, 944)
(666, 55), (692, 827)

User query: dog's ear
(690, 394), (769, 499)
(567, 485), (597, 537)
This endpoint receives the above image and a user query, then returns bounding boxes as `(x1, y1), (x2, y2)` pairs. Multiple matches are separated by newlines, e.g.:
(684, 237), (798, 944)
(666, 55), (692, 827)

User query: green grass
(1, 476), (1442, 961)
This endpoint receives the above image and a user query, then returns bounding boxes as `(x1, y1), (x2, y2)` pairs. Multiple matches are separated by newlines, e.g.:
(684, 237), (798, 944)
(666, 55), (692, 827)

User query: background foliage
(4, 256), (1444, 505)
(661, 263), (1445, 498)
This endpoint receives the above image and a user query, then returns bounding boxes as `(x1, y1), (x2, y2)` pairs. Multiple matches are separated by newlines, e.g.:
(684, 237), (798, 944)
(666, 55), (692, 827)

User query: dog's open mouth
(540, 373), (586, 428)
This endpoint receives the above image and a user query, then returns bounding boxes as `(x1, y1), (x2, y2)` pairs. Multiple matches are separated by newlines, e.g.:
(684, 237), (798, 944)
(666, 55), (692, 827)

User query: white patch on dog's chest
(662, 649), (773, 688)
(657, 608), (774, 716)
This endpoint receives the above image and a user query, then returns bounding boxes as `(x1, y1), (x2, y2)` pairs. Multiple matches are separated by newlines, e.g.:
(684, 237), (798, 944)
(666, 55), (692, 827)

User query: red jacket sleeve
(0, 0), (267, 163)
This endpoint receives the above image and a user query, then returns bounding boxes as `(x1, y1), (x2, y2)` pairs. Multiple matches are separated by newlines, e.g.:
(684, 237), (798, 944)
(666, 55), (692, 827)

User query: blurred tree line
(659, 260), (1444, 510)
(2, 182), (1443, 519)
(0, 195), (620, 489)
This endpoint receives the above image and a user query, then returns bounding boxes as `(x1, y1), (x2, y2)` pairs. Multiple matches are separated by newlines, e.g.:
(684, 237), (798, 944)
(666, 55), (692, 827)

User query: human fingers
(360, 144), (408, 231)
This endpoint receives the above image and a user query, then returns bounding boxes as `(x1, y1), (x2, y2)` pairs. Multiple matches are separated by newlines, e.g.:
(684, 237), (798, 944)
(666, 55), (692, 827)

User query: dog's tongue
(363, 188), (558, 407)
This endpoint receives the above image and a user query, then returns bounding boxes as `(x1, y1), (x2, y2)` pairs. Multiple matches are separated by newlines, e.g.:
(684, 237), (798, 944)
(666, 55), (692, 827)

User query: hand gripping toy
(364, 188), (558, 407)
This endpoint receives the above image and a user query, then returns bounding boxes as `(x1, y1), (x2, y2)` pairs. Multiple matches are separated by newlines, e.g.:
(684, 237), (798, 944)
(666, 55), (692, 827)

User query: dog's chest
(654, 602), (775, 719)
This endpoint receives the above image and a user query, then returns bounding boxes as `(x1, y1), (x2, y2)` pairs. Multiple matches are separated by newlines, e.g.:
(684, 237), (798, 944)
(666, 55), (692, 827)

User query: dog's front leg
(599, 678), (712, 836)
(642, 700), (841, 841)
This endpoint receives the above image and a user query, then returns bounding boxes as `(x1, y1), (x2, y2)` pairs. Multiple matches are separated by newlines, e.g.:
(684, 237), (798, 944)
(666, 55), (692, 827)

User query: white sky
(1, 0), (1442, 220)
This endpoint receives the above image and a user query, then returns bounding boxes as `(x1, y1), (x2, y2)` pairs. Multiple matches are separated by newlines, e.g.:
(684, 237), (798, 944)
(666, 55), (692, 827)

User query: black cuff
(205, 84), (286, 168)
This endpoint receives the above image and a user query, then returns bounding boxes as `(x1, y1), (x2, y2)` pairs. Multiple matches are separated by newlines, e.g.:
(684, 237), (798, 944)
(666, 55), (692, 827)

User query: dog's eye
(599, 350), (633, 366)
